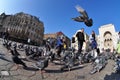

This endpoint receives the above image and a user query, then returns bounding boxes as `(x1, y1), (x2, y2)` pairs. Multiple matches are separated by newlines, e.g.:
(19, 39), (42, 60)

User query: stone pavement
(0, 39), (120, 80)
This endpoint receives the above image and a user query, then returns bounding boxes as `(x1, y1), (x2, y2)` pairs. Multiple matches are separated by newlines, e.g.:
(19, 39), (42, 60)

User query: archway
(103, 31), (113, 50)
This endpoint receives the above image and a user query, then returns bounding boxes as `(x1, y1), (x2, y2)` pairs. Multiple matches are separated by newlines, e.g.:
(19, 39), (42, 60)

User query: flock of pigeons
(1, 40), (120, 75)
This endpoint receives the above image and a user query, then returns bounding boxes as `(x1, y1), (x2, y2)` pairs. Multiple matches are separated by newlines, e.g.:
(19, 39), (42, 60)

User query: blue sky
(0, 0), (120, 38)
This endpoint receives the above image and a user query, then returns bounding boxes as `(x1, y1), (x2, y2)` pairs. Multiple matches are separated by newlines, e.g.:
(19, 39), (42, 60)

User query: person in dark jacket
(76, 28), (85, 54)
(56, 37), (63, 57)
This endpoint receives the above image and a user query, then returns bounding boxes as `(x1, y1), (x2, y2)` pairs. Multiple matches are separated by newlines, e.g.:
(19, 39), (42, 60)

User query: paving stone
(17, 69), (37, 77)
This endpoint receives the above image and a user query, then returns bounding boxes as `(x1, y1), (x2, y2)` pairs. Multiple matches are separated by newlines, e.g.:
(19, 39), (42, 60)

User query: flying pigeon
(72, 5), (93, 27)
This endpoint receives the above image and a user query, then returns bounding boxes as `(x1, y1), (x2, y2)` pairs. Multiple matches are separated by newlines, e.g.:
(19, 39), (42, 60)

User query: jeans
(78, 41), (83, 54)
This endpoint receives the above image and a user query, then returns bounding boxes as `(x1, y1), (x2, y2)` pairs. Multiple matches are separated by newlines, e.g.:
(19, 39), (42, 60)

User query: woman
(89, 31), (98, 58)
(89, 31), (97, 49)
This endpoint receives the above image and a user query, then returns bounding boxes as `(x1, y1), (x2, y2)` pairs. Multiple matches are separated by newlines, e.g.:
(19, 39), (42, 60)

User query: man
(117, 31), (120, 43)
(56, 37), (63, 57)
(76, 28), (85, 54)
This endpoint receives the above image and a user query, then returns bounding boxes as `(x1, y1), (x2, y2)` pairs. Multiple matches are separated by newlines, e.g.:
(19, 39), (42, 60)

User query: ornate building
(0, 12), (44, 45)
(98, 24), (118, 51)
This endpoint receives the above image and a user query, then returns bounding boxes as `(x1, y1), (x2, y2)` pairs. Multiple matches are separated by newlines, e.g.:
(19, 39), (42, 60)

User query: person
(116, 41), (120, 56)
(62, 37), (67, 50)
(2, 30), (9, 44)
(45, 40), (51, 51)
(27, 38), (31, 44)
(89, 30), (98, 58)
(117, 31), (120, 43)
(56, 37), (63, 57)
(76, 28), (85, 54)
(89, 31), (97, 49)
(71, 36), (76, 49)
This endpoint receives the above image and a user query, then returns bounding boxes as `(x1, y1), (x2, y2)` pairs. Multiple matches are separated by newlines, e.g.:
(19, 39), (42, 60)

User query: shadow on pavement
(45, 69), (62, 73)
(62, 64), (85, 72)
(104, 72), (120, 80)
(0, 56), (12, 62)
(46, 64), (86, 73)
(24, 67), (38, 71)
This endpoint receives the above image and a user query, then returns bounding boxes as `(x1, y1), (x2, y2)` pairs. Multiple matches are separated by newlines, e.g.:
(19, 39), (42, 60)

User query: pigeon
(33, 57), (49, 73)
(72, 5), (93, 27)
(10, 49), (27, 69)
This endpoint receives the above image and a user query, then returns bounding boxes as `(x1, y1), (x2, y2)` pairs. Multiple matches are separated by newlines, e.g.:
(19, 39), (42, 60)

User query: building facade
(0, 12), (44, 45)
(98, 24), (118, 51)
